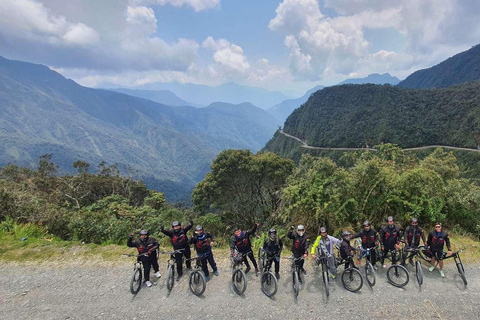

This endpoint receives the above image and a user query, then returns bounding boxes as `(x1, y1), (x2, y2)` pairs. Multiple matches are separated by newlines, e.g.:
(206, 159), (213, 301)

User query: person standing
(262, 228), (283, 279)
(287, 224), (310, 281)
(379, 216), (401, 267)
(161, 220), (193, 280)
(230, 223), (259, 275)
(427, 223), (452, 278)
(190, 225), (219, 282)
(127, 230), (161, 287)
(402, 218), (427, 266)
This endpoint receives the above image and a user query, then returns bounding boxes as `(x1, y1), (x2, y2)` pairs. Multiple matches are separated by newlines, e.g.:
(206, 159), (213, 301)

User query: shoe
(214, 270), (219, 276)
(145, 280), (152, 287)
(205, 276), (210, 282)
(439, 270), (445, 278)
(255, 268), (259, 276)
(331, 274), (336, 279)
(301, 269), (307, 276)
(245, 266), (251, 274)
(275, 272), (280, 280)
(176, 274), (182, 281)
(298, 277), (303, 284)
(373, 265), (379, 271)
(401, 262), (407, 267)
(429, 266), (435, 272)
(382, 264), (387, 269)
(154, 271), (161, 278)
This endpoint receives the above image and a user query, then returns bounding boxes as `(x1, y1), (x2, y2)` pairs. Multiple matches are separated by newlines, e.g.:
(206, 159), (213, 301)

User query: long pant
(198, 250), (217, 277)
(326, 253), (337, 275)
(360, 247), (377, 265)
(175, 246), (191, 276)
(380, 247), (397, 265)
(139, 253), (159, 281)
(402, 246), (416, 264)
(294, 255), (305, 271)
(266, 255), (280, 273)
(242, 251), (258, 270)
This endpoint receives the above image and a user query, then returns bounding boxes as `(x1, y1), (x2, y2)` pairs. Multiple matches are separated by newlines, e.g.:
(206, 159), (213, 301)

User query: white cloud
(126, 6), (157, 36)
(131, 0), (220, 12)
(202, 37), (250, 78)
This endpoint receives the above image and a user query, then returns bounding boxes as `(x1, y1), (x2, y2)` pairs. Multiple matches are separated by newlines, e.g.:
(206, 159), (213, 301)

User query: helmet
(269, 228), (277, 240)
(297, 224), (305, 236)
(411, 217), (418, 223)
(269, 228), (277, 234)
(139, 230), (149, 235)
(319, 227), (327, 234)
(363, 220), (370, 227)
(195, 225), (203, 231)
(341, 231), (351, 240)
(172, 221), (181, 227)
(387, 216), (394, 222)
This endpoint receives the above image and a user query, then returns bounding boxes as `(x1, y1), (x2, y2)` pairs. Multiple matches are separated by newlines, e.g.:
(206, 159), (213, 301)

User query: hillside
(264, 82), (480, 155)
(338, 73), (400, 85)
(399, 44), (480, 88)
(109, 88), (201, 107)
(0, 56), (277, 200)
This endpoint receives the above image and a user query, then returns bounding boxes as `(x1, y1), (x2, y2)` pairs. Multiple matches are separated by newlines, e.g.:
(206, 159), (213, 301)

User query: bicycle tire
(365, 262), (376, 287)
(415, 260), (423, 286)
(292, 271), (300, 297)
(261, 271), (278, 297)
(166, 264), (175, 292)
(189, 271), (206, 296)
(387, 264), (409, 288)
(232, 269), (247, 295)
(322, 271), (329, 297)
(457, 262), (467, 286)
(418, 248), (432, 262)
(130, 267), (142, 294)
(341, 268), (363, 292)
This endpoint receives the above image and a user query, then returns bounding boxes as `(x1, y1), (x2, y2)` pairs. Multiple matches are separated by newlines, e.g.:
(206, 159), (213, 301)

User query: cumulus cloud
(131, 0), (220, 12)
(126, 6), (157, 36)
(202, 36), (250, 78)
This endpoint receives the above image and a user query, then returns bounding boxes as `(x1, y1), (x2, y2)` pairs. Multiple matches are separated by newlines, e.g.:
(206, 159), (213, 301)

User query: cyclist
(311, 227), (342, 279)
(161, 220), (193, 280)
(189, 225), (219, 282)
(352, 220), (379, 270)
(287, 224), (310, 281)
(127, 230), (161, 287)
(427, 222), (452, 278)
(379, 216), (401, 268)
(262, 228), (284, 279)
(230, 223), (259, 275)
(339, 231), (357, 270)
(402, 217), (427, 266)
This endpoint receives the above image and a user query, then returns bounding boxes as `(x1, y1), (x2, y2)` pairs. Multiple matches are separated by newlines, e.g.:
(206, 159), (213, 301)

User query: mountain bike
(186, 256), (207, 296)
(403, 245), (426, 286)
(383, 248), (409, 288)
(337, 257), (363, 292)
(435, 250), (467, 286)
(230, 250), (247, 295)
(314, 247), (331, 298)
(258, 248), (278, 298)
(287, 256), (304, 298)
(125, 252), (148, 294)
(161, 248), (184, 292)
(356, 244), (377, 287)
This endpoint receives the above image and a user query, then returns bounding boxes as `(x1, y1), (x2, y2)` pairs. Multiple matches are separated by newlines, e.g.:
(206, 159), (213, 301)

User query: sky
(1, 0), (480, 96)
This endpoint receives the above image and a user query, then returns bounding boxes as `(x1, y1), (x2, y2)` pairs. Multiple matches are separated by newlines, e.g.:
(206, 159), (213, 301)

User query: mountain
(0, 56), (278, 201)
(109, 88), (202, 107)
(129, 81), (290, 109)
(264, 82), (480, 158)
(267, 85), (324, 125)
(337, 73), (400, 85)
(399, 44), (480, 88)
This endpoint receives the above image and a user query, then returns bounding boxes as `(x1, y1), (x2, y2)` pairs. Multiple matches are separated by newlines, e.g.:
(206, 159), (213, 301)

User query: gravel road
(1, 256), (479, 320)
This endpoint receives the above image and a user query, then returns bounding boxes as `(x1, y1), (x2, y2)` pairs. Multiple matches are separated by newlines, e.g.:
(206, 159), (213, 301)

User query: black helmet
(139, 230), (149, 235)
(363, 220), (370, 227)
(341, 231), (351, 240)
(172, 221), (181, 227)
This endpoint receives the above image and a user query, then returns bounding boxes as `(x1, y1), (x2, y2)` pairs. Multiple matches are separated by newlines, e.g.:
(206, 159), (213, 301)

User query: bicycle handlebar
(161, 248), (185, 255)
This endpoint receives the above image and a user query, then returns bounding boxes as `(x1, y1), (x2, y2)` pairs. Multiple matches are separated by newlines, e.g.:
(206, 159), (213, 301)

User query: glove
(160, 225), (164, 231)
(189, 220), (193, 225)
(255, 223), (259, 226)
(129, 233), (134, 239)
(381, 245), (385, 251)
(290, 225), (294, 231)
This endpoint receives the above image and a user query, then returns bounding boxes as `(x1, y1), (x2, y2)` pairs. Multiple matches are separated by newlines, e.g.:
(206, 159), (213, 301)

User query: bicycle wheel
(261, 271), (278, 297)
(418, 248), (432, 262)
(258, 249), (264, 272)
(365, 262), (376, 287)
(166, 264), (175, 292)
(130, 267), (142, 294)
(415, 260), (423, 286)
(322, 271), (330, 297)
(457, 262), (467, 286)
(341, 268), (363, 293)
(292, 271), (300, 297)
(232, 269), (247, 295)
(189, 271), (206, 296)
(387, 264), (409, 288)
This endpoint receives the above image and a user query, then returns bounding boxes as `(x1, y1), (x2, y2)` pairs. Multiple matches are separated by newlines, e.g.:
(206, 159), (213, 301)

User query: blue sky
(1, 0), (479, 96)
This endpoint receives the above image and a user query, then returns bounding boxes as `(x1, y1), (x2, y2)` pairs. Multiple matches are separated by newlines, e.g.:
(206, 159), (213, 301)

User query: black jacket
(287, 230), (310, 257)
(263, 238), (283, 256)
(127, 236), (159, 255)
(190, 233), (215, 254)
(352, 228), (378, 248)
(161, 221), (193, 250)
(379, 225), (401, 249)
(230, 224), (257, 253)
(339, 240), (355, 260)
(404, 225), (426, 248)
(427, 230), (451, 251)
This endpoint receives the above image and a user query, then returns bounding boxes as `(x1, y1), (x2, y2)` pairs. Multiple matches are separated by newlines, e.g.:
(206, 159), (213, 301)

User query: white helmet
(297, 224), (305, 236)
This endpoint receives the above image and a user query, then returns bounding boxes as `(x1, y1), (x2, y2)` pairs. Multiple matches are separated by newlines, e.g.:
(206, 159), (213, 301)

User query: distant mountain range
(399, 44), (480, 88)
(109, 88), (202, 107)
(0, 56), (277, 201)
(337, 73), (400, 85)
(116, 81), (291, 110)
